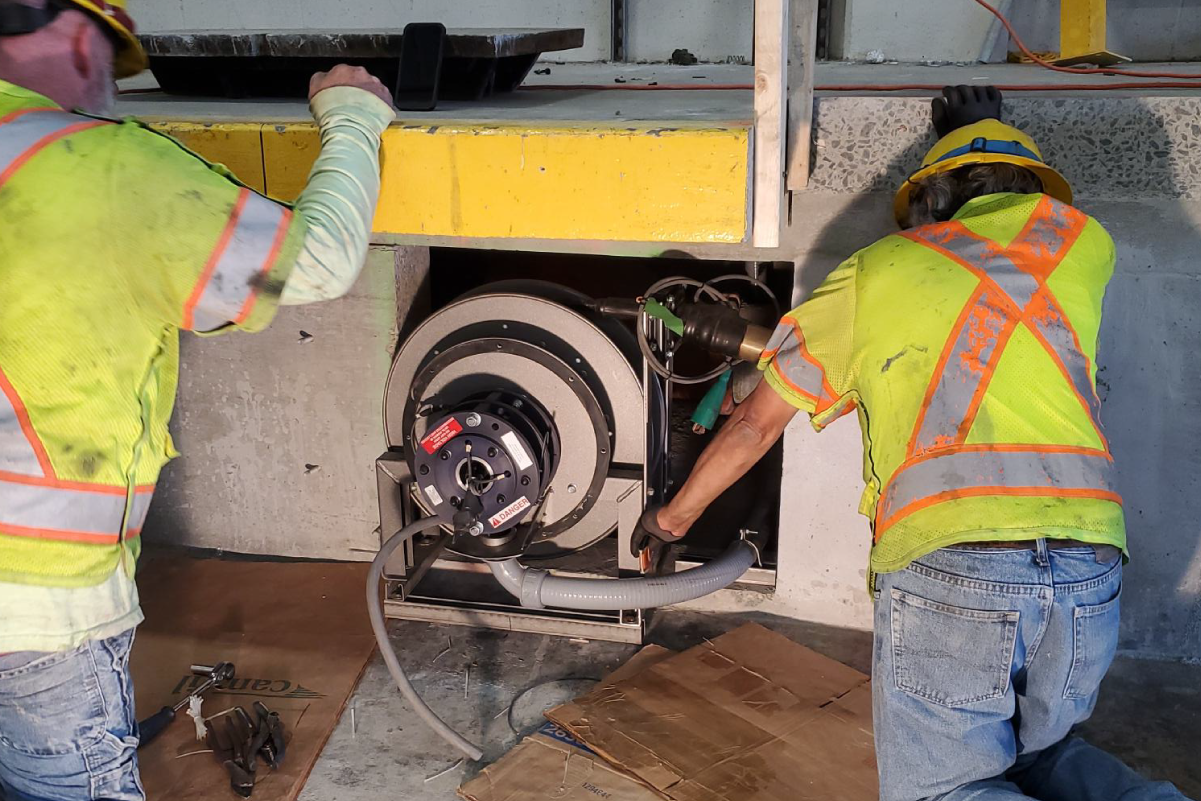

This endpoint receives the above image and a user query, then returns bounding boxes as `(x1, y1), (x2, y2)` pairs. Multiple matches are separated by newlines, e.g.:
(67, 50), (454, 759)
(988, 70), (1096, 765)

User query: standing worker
(0, 1), (395, 797)
(639, 87), (1191, 801)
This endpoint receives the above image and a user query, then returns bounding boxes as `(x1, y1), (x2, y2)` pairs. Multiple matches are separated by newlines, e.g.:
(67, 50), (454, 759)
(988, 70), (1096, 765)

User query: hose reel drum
(382, 282), (650, 562)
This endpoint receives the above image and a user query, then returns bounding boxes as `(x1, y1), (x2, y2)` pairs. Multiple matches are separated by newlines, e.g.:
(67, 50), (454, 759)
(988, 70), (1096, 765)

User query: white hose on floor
(368, 518), (484, 761)
(371, 517), (760, 760)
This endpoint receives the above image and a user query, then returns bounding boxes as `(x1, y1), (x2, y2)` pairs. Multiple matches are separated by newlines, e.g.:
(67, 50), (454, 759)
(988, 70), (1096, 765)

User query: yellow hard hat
(68, 0), (147, 78)
(893, 119), (1072, 226)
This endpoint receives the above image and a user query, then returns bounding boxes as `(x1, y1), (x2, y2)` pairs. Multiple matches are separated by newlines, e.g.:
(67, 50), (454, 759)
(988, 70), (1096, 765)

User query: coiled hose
(369, 518), (485, 761)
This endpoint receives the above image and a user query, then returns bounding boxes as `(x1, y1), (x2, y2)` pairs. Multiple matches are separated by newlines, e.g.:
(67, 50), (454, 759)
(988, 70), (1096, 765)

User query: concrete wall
(625, 2), (751, 63)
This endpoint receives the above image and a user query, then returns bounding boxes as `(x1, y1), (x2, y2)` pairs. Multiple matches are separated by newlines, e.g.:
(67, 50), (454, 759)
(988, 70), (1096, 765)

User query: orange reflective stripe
(0, 367), (53, 478)
(879, 197), (1117, 537)
(0, 107), (108, 189)
(183, 189), (291, 332)
(0, 477), (154, 545)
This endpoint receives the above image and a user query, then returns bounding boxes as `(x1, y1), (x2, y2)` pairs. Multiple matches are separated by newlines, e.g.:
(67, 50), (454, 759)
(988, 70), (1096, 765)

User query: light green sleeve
(280, 86), (396, 305)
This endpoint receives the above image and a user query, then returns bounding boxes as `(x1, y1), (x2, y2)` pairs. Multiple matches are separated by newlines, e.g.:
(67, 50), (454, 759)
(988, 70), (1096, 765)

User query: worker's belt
(948, 539), (1121, 563)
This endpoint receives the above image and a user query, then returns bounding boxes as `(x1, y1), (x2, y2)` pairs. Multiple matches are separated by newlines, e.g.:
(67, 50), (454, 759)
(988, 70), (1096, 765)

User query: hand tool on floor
(138, 661), (236, 748)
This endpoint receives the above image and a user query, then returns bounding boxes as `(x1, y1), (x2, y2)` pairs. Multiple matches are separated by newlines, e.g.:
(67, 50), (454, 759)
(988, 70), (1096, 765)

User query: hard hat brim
(893, 152), (1073, 227)
(71, 0), (148, 78)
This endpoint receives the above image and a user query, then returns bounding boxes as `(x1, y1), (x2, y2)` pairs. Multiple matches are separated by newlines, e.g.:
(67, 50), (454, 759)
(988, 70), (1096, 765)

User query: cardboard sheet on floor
(131, 556), (376, 801)
(458, 645), (676, 801)
(547, 623), (878, 801)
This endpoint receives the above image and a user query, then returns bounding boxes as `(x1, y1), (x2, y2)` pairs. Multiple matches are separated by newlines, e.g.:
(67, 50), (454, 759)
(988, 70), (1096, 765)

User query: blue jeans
(874, 540), (1190, 801)
(0, 630), (142, 801)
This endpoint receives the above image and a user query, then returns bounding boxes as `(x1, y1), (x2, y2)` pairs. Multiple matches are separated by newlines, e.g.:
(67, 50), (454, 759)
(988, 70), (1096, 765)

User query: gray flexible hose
(489, 539), (759, 611)
(368, 518), (484, 761)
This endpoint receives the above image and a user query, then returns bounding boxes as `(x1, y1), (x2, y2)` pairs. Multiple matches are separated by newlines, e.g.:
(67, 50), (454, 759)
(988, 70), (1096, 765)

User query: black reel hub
(410, 391), (560, 557)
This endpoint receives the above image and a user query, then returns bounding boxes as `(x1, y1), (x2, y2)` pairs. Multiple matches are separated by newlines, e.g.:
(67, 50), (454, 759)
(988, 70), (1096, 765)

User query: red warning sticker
(420, 417), (463, 454)
(488, 496), (532, 529)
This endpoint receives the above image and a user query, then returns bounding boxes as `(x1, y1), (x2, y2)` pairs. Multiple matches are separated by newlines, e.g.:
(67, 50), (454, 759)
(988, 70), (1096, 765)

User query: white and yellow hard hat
(68, 0), (147, 78)
(893, 119), (1072, 226)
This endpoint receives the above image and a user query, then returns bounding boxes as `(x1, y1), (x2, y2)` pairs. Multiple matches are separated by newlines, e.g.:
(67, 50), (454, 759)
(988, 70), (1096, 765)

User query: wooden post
(785, 0), (818, 191)
(752, 0), (789, 248)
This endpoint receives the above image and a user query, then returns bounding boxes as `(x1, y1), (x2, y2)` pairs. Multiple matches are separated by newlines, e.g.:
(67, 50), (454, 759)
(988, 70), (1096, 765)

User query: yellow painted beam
(1056, 0), (1127, 66)
(263, 122), (750, 243)
(142, 119), (750, 243)
(145, 121), (266, 194)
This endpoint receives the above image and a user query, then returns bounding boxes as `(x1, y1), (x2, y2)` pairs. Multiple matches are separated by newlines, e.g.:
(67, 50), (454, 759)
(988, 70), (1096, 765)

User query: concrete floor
(300, 612), (1201, 801)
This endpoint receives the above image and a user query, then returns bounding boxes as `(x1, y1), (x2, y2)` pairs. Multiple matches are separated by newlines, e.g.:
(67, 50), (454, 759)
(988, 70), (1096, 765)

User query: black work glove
(206, 708), (257, 798)
(630, 505), (682, 559)
(931, 85), (1002, 138)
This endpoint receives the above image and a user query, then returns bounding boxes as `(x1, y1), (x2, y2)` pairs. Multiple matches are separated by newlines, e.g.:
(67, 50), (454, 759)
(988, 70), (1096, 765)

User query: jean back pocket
(1064, 583), (1121, 701)
(891, 588), (1020, 708)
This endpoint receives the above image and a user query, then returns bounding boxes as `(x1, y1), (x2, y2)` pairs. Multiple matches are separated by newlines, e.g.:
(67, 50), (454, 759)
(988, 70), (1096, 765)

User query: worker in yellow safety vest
(639, 87), (1192, 801)
(0, 0), (397, 796)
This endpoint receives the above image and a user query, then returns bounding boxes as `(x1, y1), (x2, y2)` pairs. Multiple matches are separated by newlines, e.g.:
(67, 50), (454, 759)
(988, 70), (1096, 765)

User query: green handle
(644, 298), (685, 336)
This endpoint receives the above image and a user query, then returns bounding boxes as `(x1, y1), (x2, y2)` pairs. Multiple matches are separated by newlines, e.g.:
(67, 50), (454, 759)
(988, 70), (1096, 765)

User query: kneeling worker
(641, 86), (1191, 801)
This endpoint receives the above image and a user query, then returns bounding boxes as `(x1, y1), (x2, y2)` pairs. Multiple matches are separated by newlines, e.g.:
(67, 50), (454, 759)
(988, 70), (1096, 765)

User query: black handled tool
(138, 661), (235, 748)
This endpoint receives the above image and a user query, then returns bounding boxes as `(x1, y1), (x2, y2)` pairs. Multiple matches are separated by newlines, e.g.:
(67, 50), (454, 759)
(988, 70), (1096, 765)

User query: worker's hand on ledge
(309, 64), (394, 108)
(931, 84), (1002, 138)
(631, 505), (686, 559)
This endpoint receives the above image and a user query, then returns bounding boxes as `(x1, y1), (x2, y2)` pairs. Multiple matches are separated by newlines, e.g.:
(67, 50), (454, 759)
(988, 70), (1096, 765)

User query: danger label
(488, 496), (532, 529)
(420, 417), (462, 454)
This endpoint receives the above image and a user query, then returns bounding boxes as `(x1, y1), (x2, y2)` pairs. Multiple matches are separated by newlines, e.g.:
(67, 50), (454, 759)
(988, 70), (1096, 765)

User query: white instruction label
(501, 432), (533, 471)
(423, 484), (444, 507)
(488, 496), (532, 529)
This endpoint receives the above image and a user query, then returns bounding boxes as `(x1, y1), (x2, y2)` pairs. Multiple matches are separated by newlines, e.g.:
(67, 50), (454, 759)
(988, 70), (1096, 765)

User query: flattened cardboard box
(547, 624), (878, 801)
(459, 645), (675, 801)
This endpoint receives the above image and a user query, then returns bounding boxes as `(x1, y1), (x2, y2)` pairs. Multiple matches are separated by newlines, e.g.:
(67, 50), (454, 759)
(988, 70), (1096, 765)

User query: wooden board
(131, 555), (376, 801)
(785, 0), (819, 191)
(752, 0), (788, 247)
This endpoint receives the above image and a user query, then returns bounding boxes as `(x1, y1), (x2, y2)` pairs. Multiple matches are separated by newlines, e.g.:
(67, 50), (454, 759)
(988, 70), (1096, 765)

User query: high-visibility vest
(0, 80), (305, 588)
(761, 192), (1125, 575)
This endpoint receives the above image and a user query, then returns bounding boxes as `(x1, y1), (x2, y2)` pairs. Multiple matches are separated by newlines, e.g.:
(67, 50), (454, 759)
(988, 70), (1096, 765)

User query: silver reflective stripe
(879, 449), (1116, 527)
(1027, 298), (1103, 422)
(763, 319), (825, 401)
(0, 479), (155, 543)
(0, 385), (43, 477)
(188, 190), (289, 332)
(913, 226), (1039, 309)
(0, 108), (102, 183)
(912, 288), (1011, 452)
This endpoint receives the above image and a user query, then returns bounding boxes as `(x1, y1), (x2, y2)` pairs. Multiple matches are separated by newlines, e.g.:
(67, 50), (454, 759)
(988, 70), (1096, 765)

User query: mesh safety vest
(760, 192), (1125, 575)
(0, 80), (306, 588)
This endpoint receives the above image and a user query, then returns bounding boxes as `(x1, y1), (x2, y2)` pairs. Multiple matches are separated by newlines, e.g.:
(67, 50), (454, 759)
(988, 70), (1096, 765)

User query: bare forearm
(660, 382), (798, 535)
